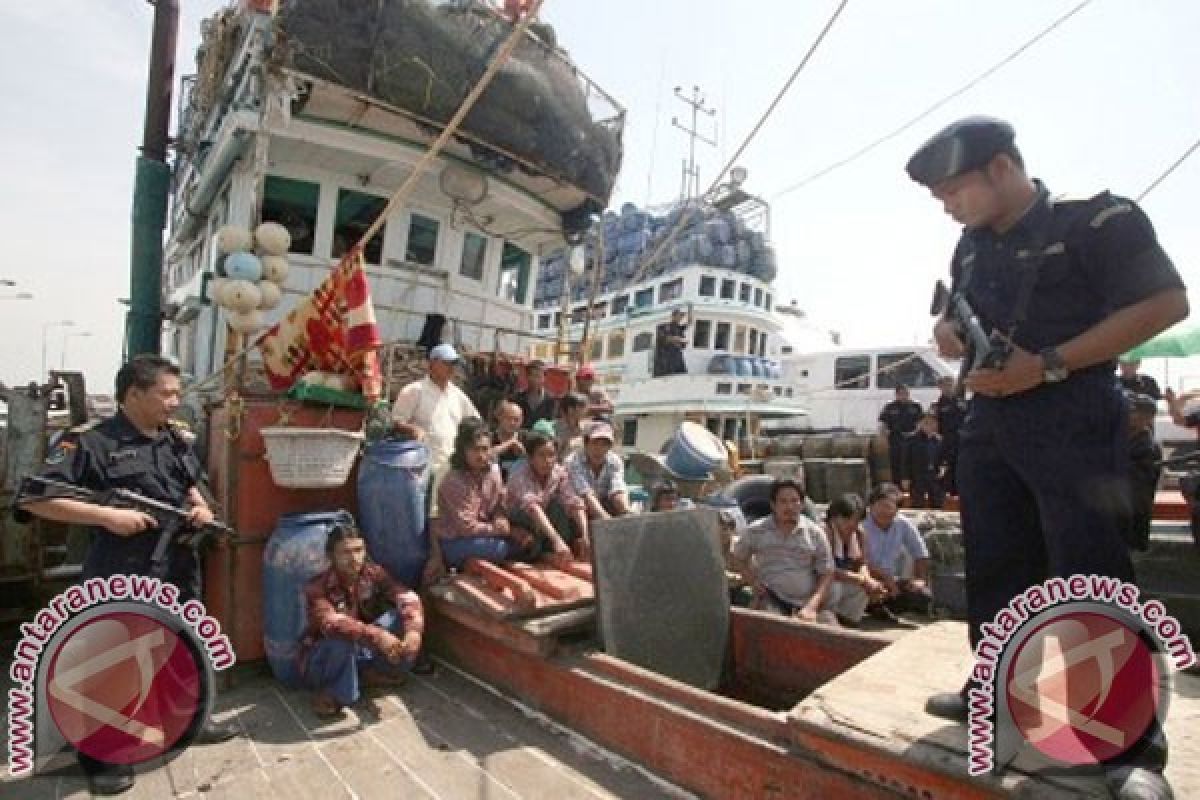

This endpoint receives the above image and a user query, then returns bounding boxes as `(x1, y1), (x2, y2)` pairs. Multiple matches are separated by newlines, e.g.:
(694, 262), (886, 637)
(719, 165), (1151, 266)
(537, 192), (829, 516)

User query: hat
(576, 364), (596, 380)
(586, 422), (614, 442)
(906, 116), (1016, 188)
(429, 343), (459, 362)
(531, 418), (557, 437)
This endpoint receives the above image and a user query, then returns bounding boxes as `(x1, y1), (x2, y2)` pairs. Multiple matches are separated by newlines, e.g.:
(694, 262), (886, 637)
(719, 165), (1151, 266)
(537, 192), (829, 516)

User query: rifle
(17, 475), (234, 580)
(931, 280), (1013, 379)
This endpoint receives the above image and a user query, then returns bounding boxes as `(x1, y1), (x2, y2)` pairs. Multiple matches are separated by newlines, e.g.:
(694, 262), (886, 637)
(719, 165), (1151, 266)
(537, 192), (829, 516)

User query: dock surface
(1, 661), (688, 800)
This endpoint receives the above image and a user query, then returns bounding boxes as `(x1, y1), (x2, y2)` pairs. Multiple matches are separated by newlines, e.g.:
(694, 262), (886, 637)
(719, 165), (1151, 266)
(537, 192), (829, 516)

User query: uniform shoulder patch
(1049, 191), (1102, 206)
(1088, 201), (1133, 229)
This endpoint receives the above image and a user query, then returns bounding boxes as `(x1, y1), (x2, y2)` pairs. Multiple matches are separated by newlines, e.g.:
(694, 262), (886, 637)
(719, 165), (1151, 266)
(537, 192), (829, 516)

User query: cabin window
(835, 355), (871, 390)
(571, 306), (587, 325)
(781, 345), (794, 355)
(715, 383), (732, 396)
(498, 242), (531, 304)
(722, 418), (739, 441)
(591, 301), (607, 321)
(739, 283), (751, 304)
(460, 231), (487, 280)
(877, 352), (940, 389)
(733, 326), (746, 353)
(754, 288), (764, 307)
(659, 278), (684, 304)
(748, 329), (758, 355)
(612, 294), (629, 315)
(589, 338), (603, 361)
(608, 331), (625, 359)
(621, 419), (638, 447)
(714, 322), (731, 351)
(759, 336), (768, 357)
(537, 313), (551, 330)
(737, 384), (752, 395)
(334, 189), (387, 264)
(262, 176), (319, 255)
(632, 332), (654, 352)
(765, 294), (773, 311)
(773, 386), (783, 396)
(699, 276), (717, 297)
(634, 288), (653, 308)
(785, 387), (794, 397)
(405, 212), (440, 266)
(693, 319), (712, 349)
(720, 278), (736, 300)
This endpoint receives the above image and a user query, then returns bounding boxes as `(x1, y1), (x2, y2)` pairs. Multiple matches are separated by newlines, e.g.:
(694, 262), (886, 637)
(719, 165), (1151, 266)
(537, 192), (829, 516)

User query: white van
(773, 346), (958, 434)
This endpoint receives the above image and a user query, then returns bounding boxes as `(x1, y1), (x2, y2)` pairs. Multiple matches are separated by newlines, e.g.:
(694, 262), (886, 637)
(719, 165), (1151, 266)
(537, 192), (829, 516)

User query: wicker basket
(260, 427), (363, 489)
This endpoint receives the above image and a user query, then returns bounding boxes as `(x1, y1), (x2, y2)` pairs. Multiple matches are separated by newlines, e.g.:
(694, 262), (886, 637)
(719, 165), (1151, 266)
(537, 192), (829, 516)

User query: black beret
(906, 116), (1016, 187)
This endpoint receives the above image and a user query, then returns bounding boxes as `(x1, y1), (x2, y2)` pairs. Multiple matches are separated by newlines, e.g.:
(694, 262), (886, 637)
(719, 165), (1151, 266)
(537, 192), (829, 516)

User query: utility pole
(671, 85), (717, 201)
(127, 0), (179, 358)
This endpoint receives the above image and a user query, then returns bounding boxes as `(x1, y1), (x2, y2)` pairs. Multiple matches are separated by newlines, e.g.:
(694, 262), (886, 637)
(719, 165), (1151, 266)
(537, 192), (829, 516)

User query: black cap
(906, 116), (1016, 187)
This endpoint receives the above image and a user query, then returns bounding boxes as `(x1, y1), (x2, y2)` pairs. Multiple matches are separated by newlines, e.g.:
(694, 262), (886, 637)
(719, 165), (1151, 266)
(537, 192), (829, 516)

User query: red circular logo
(1005, 611), (1160, 765)
(45, 610), (205, 765)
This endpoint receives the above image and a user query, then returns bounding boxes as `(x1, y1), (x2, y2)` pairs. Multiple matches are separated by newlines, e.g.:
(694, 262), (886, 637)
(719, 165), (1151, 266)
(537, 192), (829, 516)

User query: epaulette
(68, 419), (101, 434)
(1049, 191), (1104, 207)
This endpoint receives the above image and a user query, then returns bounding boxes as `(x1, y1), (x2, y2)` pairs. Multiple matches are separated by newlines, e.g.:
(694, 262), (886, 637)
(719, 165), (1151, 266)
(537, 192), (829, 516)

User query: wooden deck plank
(424, 661), (687, 800)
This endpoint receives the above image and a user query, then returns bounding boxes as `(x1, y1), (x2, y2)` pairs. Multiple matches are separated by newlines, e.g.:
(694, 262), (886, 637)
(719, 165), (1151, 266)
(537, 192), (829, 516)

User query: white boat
(160, 1), (624, 382)
(525, 188), (809, 455)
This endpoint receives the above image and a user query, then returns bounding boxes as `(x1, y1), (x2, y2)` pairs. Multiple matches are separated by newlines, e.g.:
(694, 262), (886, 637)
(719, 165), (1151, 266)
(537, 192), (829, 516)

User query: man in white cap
(391, 343), (480, 481)
(564, 422), (630, 520)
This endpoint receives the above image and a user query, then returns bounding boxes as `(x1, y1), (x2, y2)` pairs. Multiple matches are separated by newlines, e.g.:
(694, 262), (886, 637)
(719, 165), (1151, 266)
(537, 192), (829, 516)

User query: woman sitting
(434, 419), (529, 570)
(505, 431), (590, 567)
(824, 493), (886, 626)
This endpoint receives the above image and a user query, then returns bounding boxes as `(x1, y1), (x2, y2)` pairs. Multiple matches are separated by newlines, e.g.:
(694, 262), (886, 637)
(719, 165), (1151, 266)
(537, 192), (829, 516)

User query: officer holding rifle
(18, 354), (237, 795)
(908, 116), (1187, 800)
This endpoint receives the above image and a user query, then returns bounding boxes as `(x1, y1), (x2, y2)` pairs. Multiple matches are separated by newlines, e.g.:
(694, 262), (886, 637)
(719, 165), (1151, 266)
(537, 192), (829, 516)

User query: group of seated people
(733, 480), (936, 627)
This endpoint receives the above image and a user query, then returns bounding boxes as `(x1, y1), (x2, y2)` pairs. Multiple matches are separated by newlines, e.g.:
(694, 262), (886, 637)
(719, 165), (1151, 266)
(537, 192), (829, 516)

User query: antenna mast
(671, 85), (717, 201)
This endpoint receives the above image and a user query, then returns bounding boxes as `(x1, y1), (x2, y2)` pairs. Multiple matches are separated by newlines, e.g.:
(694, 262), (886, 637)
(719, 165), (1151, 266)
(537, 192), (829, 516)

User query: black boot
(924, 682), (969, 722)
(79, 753), (135, 796)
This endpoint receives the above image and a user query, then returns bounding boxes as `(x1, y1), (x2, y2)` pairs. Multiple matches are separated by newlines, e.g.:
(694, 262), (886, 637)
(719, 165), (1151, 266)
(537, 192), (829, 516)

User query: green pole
(127, 156), (171, 357)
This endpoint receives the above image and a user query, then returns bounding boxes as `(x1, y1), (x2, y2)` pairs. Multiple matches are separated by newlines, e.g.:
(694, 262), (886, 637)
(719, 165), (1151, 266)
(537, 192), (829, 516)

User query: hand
(187, 505), (215, 527)
(965, 345), (1043, 398)
(933, 318), (966, 359)
(571, 536), (592, 562)
(547, 539), (572, 568)
(510, 526), (534, 548)
(376, 630), (405, 662)
(103, 508), (158, 536)
(883, 576), (900, 597)
(398, 630), (422, 661)
(862, 576), (885, 598)
(908, 577), (928, 592)
(493, 517), (511, 536)
(794, 606), (818, 623)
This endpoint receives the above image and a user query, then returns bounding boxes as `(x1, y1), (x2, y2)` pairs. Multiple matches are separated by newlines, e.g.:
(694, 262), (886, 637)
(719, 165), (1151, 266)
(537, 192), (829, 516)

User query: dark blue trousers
(957, 375), (1135, 649)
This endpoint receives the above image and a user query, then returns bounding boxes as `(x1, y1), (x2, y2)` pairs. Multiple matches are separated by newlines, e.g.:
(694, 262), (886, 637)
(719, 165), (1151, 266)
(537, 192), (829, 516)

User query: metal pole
(127, 0), (179, 358)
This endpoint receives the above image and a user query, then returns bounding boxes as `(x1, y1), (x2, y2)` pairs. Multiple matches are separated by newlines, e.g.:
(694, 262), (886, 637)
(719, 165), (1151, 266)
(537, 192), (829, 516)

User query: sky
(1, 0), (1198, 395)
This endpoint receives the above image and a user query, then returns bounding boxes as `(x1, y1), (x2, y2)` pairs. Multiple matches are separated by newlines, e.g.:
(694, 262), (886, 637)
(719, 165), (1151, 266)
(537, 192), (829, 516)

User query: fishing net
(274, 0), (624, 208)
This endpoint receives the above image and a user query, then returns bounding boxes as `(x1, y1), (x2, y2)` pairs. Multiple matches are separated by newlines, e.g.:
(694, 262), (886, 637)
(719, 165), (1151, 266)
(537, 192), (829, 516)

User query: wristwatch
(1039, 347), (1069, 383)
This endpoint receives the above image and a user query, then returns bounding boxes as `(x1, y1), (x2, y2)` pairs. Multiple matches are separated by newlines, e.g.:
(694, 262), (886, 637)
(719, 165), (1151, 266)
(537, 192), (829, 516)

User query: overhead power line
(1137, 135), (1200, 203)
(771, 0), (1095, 200)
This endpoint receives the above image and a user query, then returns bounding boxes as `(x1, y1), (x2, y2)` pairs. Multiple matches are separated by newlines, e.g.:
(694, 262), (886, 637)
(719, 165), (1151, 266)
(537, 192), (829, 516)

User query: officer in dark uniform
(878, 384), (923, 484)
(907, 116), (1187, 800)
(1118, 357), (1163, 400)
(930, 376), (967, 495)
(20, 355), (238, 795)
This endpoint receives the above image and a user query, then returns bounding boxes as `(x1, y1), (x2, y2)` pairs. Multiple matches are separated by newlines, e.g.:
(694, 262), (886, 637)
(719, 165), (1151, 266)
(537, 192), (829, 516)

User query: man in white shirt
(391, 343), (480, 479)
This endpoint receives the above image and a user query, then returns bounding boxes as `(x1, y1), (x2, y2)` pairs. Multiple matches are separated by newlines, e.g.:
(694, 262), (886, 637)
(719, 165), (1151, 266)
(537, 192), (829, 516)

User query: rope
(1136, 134), (1200, 203)
(355, 0), (546, 249)
(626, 0), (850, 287)
(184, 1), (547, 401)
(771, 0), (1094, 199)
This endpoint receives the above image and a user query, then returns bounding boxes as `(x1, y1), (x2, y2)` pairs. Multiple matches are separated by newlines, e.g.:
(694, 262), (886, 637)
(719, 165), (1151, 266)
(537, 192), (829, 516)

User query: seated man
(506, 431), (591, 566)
(302, 524), (424, 717)
(565, 422), (630, 520)
(651, 480), (680, 512)
(732, 479), (837, 625)
(491, 399), (526, 480)
(862, 483), (934, 619)
(555, 392), (589, 462)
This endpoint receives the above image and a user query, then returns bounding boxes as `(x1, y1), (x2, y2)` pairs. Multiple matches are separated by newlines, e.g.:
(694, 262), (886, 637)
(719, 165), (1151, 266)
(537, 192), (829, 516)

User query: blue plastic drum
(263, 509), (355, 687)
(664, 421), (729, 480)
(357, 439), (431, 588)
